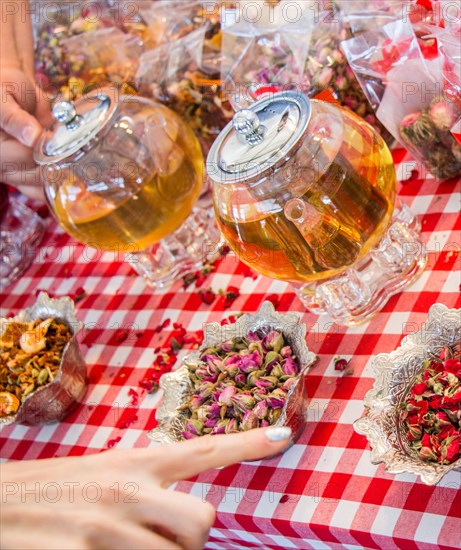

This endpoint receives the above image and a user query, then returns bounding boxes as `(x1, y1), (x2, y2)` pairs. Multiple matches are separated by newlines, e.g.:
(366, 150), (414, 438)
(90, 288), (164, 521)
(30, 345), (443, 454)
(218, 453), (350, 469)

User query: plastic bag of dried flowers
(342, 19), (461, 179)
(135, 24), (233, 156)
(221, 0), (392, 142)
(33, 0), (117, 93)
(56, 27), (142, 101)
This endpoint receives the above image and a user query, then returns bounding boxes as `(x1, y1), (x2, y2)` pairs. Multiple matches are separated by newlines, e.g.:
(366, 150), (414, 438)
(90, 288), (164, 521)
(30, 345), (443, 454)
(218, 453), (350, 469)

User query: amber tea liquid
(53, 127), (203, 251)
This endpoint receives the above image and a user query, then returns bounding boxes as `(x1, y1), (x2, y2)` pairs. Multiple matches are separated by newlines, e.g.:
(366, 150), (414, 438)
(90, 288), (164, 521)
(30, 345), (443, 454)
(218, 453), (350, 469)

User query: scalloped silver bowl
(0, 292), (88, 426)
(354, 303), (461, 485)
(148, 301), (317, 446)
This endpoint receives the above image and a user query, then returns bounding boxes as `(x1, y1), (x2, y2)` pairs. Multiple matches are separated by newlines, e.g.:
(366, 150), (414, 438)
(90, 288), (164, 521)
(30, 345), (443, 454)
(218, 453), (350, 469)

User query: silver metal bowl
(354, 303), (461, 485)
(148, 301), (317, 446)
(0, 292), (88, 426)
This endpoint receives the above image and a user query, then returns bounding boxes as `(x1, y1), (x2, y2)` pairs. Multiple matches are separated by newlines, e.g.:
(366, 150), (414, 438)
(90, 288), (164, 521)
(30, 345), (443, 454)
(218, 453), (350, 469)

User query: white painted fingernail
(265, 426), (292, 442)
(22, 126), (39, 147)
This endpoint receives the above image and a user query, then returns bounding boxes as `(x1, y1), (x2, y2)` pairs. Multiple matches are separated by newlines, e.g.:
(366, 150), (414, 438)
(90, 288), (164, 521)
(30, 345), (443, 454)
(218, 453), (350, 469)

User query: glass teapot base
(293, 202), (428, 327)
(126, 206), (221, 289)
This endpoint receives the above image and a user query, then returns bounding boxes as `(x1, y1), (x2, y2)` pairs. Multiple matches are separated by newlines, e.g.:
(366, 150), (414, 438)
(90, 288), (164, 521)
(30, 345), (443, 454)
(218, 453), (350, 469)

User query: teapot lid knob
(52, 101), (77, 123)
(233, 110), (265, 145)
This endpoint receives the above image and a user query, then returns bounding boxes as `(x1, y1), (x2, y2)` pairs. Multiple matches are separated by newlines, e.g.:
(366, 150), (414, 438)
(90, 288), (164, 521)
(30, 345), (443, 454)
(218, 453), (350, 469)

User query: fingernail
(22, 126), (39, 147)
(265, 426), (292, 442)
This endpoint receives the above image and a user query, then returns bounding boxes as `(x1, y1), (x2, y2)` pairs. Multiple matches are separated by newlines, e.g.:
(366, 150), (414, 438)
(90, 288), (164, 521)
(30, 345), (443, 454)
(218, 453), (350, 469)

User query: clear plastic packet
(221, 0), (318, 108)
(34, 0), (116, 91)
(59, 27), (142, 100)
(134, 0), (207, 48)
(136, 26), (233, 155)
(342, 19), (461, 179)
(339, 0), (405, 35)
(221, 1), (392, 141)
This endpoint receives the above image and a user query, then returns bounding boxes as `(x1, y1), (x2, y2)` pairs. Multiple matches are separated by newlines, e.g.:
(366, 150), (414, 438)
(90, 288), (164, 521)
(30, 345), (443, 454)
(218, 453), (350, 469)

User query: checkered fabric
(0, 148), (460, 550)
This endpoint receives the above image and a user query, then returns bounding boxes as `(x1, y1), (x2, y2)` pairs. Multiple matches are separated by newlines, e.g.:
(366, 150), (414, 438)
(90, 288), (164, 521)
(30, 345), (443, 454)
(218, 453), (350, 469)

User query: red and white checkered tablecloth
(0, 148), (460, 550)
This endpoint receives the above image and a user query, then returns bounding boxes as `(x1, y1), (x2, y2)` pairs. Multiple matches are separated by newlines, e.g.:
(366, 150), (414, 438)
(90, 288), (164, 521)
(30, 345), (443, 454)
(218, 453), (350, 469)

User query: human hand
(1, 426), (292, 550)
(0, 66), (51, 200)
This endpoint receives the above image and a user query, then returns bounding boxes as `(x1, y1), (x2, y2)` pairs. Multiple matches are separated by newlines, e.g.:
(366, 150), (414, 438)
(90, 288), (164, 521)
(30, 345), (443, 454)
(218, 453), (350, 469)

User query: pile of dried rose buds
(179, 329), (300, 438)
(400, 345), (461, 465)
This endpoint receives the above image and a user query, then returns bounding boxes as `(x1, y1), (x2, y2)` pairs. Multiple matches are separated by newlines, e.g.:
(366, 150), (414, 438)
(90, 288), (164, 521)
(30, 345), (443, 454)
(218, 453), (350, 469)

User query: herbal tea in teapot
(39, 97), (203, 251)
(208, 93), (426, 325)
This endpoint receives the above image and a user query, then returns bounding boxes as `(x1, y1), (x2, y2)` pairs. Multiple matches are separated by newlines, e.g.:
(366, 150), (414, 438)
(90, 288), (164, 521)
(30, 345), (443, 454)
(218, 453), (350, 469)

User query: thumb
(0, 92), (42, 147)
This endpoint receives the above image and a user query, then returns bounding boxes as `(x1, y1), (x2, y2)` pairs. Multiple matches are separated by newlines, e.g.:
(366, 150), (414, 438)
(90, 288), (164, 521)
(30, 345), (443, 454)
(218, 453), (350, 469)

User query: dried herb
(399, 98), (461, 179)
(0, 319), (72, 417)
(400, 345), (461, 465)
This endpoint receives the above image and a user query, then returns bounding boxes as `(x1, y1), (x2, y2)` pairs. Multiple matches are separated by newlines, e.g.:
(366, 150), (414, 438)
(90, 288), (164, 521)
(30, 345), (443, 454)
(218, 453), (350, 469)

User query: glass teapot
(34, 88), (219, 286)
(207, 91), (427, 325)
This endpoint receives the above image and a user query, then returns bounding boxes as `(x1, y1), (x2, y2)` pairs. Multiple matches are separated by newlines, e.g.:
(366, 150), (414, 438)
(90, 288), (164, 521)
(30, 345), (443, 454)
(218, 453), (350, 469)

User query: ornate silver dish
(149, 301), (317, 446)
(0, 292), (88, 425)
(354, 303), (461, 485)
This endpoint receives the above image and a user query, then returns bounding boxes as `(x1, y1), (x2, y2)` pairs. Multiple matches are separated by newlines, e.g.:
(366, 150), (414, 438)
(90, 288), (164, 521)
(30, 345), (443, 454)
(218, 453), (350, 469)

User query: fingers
(86, 520), (182, 550)
(149, 427), (292, 485)
(0, 92), (42, 147)
(129, 489), (215, 550)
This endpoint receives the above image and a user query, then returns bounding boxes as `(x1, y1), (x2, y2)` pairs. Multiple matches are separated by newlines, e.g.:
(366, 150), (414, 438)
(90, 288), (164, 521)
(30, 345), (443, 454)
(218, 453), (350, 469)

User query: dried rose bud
(218, 385), (237, 406)
(255, 376), (278, 390)
(238, 350), (262, 373)
(208, 403), (221, 418)
(246, 331), (260, 342)
(253, 399), (268, 419)
(225, 418), (239, 434)
(268, 407), (282, 423)
(226, 365), (239, 378)
(219, 340), (235, 353)
(195, 365), (211, 380)
(234, 372), (246, 387)
(186, 418), (204, 436)
(407, 424), (422, 441)
(247, 369), (265, 387)
(264, 350), (282, 371)
(189, 395), (205, 410)
(248, 340), (264, 355)
(195, 405), (210, 422)
(280, 346), (292, 358)
(281, 377), (296, 392)
(241, 410), (259, 430)
(260, 419), (270, 428)
(441, 437), (460, 463)
(270, 364), (284, 379)
(263, 330), (284, 353)
(204, 417), (218, 429)
(202, 354), (224, 371)
(267, 393), (286, 409)
(199, 382), (215, 399)
(231, 392), (256, 414)
(428, 100), (456, 131)
(282, 357), (299, 376)
(210, 424), (227, 435)
(224, 354), (240, 367)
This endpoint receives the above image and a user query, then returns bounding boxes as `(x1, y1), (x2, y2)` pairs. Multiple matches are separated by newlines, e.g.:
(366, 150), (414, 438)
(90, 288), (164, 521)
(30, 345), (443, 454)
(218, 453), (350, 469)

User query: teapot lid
(207, 91), (311, 185)
(34, 88), (119, 165)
